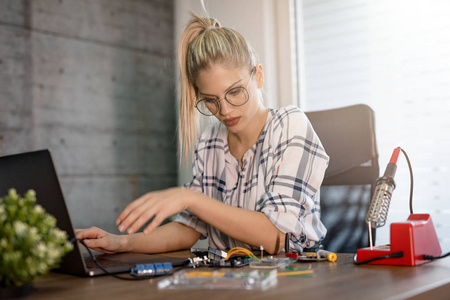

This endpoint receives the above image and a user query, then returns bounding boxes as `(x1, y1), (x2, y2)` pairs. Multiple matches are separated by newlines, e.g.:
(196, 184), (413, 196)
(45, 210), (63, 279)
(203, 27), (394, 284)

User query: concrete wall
(0, 0), (177, 233)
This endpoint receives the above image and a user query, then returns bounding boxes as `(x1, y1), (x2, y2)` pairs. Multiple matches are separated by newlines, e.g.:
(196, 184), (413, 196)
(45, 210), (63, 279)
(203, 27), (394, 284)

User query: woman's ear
(255, 64), (264, 89)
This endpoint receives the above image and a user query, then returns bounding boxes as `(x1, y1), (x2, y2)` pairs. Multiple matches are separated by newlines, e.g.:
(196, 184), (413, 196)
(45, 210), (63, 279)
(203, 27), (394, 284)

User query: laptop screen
(0, 150), (87, 275)
(0, 150), (188, 276)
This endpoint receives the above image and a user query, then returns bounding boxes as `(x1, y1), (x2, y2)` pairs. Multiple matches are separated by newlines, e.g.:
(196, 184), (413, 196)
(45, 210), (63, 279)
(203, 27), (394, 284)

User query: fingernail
(84, 240), (90, 244)
(127, 228), (134, 234)
(143, 229), (149, 235)
(119, 225), (124, 232)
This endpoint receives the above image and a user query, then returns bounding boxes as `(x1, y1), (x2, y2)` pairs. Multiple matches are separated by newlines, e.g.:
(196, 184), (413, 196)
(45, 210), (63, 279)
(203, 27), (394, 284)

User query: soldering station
(354, 147), (448, 265)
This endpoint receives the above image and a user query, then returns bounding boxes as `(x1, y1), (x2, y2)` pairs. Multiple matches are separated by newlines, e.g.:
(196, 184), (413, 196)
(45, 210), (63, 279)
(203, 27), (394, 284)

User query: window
(296, 0), (450, 250)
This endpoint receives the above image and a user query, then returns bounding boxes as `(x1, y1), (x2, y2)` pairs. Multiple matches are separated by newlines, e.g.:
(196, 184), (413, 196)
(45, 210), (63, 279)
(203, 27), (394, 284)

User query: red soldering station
(355, 147), (442, 266)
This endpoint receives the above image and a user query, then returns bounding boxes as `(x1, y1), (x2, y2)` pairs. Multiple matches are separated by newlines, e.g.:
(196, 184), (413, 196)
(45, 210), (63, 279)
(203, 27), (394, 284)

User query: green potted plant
(0, 189), (73, 298)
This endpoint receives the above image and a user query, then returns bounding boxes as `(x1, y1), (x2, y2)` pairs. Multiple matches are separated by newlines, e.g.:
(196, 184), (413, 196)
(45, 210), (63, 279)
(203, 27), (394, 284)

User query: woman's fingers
(125, 207), (157, 234)
(116, 188), (188, 235)
(82, 238), (119, 254)
(75, 226), (105, 240)
(82, 238), (107, 252)
(74, 227), (121, 254)
(143, 200), (180, 234)
(118, 196), (157, 233)
(116, 195), (147, 226)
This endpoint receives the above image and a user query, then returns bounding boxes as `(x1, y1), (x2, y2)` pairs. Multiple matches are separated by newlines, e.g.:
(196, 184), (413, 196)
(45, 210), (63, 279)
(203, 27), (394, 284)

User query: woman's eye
(227, 88), (241, 96)
(204, 98), (217, 103)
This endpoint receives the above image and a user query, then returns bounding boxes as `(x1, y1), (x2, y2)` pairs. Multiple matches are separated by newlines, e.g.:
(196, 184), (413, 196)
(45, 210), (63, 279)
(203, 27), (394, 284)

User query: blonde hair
(177, 12), (258, 163)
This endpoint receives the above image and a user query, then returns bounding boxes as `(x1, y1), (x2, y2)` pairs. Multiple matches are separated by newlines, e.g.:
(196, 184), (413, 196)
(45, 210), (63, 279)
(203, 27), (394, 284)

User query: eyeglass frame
(195, 67), (256, 116)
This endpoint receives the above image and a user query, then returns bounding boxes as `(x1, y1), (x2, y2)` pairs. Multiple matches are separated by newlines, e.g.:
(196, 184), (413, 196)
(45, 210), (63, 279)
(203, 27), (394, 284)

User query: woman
(76, 12), (329, 255)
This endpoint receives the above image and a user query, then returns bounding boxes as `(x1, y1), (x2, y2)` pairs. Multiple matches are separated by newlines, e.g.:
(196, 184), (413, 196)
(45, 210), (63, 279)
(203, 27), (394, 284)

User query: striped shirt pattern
(175, 105), (329, 252)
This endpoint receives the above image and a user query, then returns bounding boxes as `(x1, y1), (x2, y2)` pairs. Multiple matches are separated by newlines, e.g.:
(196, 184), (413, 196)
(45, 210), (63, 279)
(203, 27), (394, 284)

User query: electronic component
(284, 233), (336, 263)
(188, 255), (253, 268)
(249, 257), (295, 269)
(212, 256), (254, 267)
(130, 262), (173, 278)
(158, 269), (278, 290)
(189, 247), (209, 258)
(189, 246), (229, 260)
(208, 246), (227, 260)
(188, 247), (255, 268)
(297, 250), (337, 262)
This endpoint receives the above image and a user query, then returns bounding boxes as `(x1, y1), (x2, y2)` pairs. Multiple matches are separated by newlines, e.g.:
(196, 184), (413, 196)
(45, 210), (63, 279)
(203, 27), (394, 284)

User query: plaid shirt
(175, 105), (329, 251)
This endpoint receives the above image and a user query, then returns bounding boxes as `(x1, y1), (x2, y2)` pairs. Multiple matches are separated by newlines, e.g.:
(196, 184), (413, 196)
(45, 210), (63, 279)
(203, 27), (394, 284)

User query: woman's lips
(223, 117), (240, 127)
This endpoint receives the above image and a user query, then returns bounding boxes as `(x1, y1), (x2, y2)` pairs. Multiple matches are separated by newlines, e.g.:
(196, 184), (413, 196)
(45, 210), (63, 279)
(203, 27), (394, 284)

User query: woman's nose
(218, 98), (234, 115)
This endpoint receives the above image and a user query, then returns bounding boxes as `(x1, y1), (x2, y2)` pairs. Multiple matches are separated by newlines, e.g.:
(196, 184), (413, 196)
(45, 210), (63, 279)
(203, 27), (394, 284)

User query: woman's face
(195, 64), (265, 135)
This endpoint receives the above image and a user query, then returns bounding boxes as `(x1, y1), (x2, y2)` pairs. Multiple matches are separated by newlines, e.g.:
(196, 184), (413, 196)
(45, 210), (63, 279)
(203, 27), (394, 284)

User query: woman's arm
(116, 187), (284, 254)
(256, 107), (329, 250)
(185, 192), (285, 254)
(76, 221), (201, 254)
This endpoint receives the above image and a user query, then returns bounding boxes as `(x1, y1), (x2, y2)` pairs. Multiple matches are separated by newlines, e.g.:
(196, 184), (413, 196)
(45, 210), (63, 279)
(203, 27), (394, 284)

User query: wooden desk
(27, 252), (450, 300)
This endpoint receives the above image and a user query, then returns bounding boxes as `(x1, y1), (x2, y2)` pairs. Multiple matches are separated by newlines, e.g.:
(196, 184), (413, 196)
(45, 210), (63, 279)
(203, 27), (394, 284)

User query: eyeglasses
(195, 68), (255, 116)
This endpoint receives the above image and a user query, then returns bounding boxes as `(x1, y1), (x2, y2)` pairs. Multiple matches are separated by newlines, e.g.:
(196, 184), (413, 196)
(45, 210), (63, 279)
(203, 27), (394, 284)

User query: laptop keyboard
(83, 254), (131, 269)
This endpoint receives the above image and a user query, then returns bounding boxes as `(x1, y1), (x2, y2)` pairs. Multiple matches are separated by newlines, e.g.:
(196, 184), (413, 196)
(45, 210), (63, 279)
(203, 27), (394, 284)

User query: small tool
(284, 233), (299, 259)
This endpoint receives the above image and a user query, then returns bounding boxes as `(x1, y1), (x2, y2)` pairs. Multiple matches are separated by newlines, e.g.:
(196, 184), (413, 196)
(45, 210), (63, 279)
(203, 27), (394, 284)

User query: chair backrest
(306, 104), (379, 253)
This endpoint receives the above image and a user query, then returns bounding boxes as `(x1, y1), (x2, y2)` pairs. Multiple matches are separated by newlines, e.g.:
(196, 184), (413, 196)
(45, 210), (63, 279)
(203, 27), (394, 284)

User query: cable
(399, 147), (414, 214)
(79, 240), (139, 281)
(399, 149), (450, 262)
(422, 252), (450, 261)
(225, 247), (259, 261)
(73, 239), (188, 281)
(353, 251), (404, 265)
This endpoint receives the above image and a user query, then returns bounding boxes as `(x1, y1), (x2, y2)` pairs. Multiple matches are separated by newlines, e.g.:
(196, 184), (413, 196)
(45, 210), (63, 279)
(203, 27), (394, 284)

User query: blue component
(130, 262), (173, 277)
(154, 263), (164, 275)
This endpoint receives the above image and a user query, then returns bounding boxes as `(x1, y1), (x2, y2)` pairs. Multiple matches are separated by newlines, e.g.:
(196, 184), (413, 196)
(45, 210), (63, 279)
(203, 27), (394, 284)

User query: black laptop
(0, 150), (187, 276)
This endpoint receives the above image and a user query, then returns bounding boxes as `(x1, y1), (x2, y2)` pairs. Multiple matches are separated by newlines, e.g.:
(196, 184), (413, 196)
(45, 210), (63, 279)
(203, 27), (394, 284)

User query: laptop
(0, 149), (188, 276)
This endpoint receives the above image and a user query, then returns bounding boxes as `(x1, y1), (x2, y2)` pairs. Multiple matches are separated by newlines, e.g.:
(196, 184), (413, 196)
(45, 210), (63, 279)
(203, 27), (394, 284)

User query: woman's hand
(75, 227), (127, 254)
(116, 187), (192, 235)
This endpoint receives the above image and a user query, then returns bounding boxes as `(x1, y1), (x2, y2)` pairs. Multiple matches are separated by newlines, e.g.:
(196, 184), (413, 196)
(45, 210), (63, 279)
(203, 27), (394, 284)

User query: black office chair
(306, 104), (379, 253)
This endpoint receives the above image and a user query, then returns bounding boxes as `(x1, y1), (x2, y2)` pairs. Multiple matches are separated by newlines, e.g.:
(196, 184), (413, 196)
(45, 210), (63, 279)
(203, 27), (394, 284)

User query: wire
(73, 239), (188, 281)
(422, 252), (450, 261)
(79, 240), (140, 281)
(398, 149), (450, 262)
(277, 270), (314, 277)
(399, 147), (414, 214)
(225, 247), (259, 261)
(353, 251), (404, 265)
